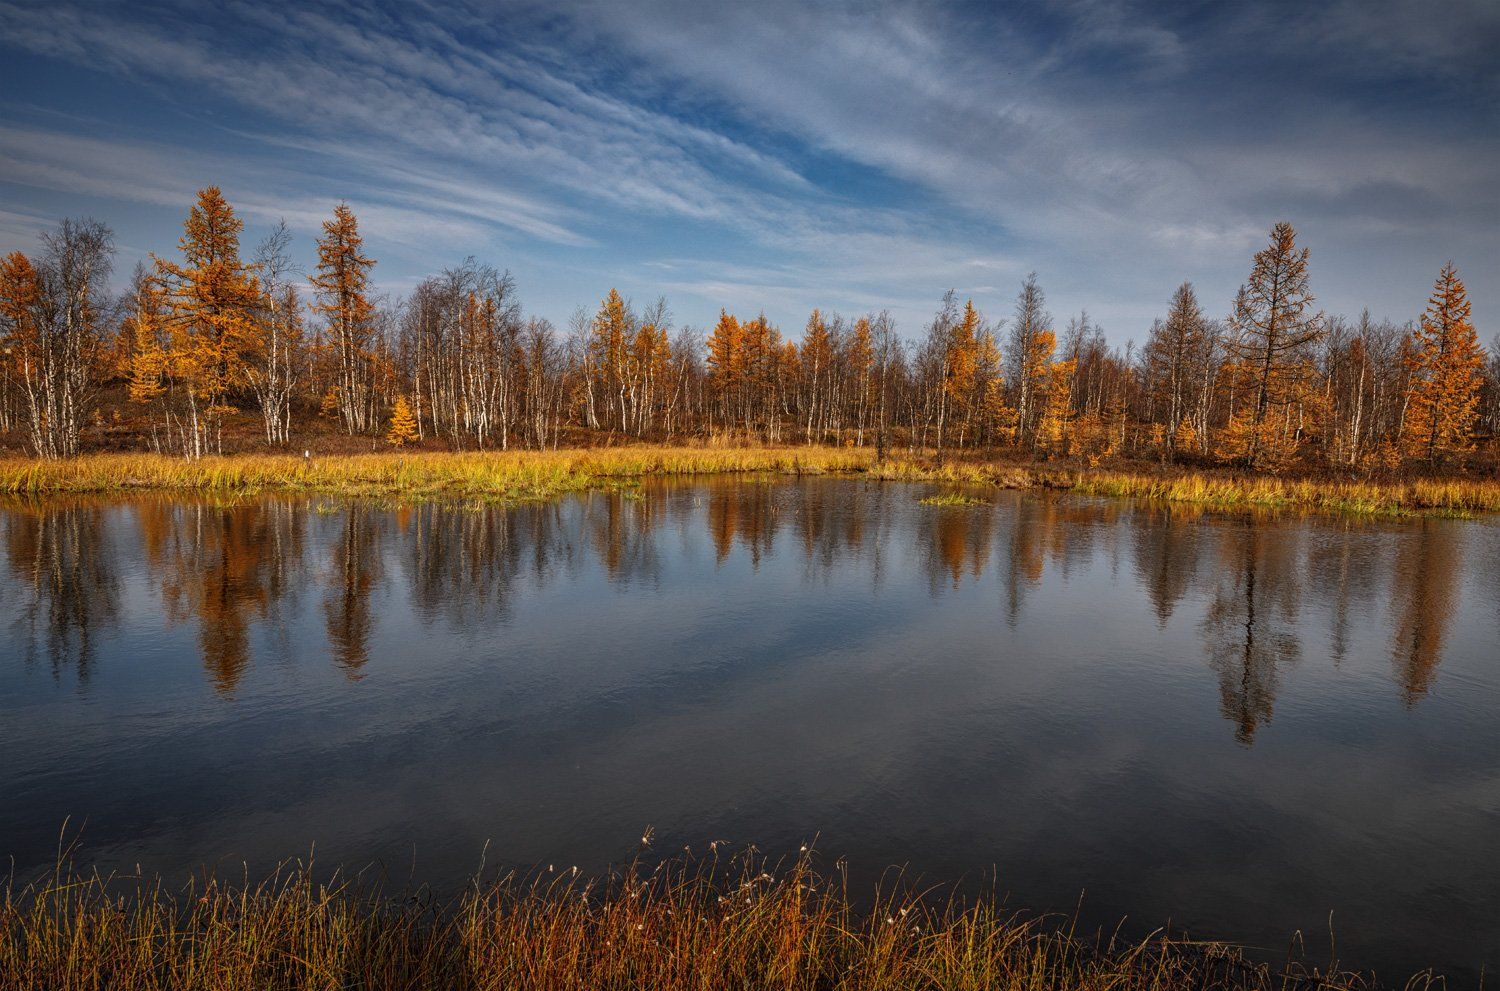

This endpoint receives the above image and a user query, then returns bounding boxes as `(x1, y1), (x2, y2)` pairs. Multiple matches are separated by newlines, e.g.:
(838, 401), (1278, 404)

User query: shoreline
(0, 446), (1496, 517)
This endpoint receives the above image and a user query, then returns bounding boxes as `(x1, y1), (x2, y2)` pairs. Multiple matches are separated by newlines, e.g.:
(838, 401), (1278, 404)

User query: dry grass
(0, 851), (1406, 991)
(918, 492), (990, 507)
(1070, 472), (1500, 517)
(0, 447), (873, 501)
(0, 446), (1495, 517)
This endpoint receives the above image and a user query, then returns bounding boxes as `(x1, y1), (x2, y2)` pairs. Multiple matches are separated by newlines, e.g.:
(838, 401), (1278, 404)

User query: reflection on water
(4, 485), (1474, 721)
(1, 479), (1497, 979)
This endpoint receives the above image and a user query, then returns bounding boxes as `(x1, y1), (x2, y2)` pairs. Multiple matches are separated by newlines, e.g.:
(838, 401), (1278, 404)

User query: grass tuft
(918, 491), (989, 506)
(0, 851), (1401, 990)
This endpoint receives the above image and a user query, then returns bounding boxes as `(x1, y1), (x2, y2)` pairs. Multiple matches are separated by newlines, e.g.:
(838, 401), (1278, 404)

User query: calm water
(2, 479), (1498, 980)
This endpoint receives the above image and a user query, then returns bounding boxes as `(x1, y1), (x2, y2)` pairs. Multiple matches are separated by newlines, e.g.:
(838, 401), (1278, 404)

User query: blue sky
(0, 0), (1495, 343)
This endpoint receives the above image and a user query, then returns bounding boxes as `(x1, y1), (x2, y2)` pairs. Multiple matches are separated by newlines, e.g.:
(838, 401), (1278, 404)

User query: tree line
(1, 188), (1494, 472)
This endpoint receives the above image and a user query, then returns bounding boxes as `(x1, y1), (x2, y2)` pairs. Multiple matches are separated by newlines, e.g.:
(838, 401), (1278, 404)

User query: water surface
(2, 479), (1497, 980)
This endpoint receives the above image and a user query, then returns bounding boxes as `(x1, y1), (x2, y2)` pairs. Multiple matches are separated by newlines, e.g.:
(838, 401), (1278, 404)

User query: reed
(0, 852), (1403, 991)
(0, 447), (1495, 516)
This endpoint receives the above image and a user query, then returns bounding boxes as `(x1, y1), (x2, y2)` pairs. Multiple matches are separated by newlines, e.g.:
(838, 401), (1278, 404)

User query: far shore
(0, 445), (1497, 517)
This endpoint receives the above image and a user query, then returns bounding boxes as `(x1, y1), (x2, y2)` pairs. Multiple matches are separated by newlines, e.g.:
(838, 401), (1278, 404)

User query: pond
(1, 478), (1497, 980)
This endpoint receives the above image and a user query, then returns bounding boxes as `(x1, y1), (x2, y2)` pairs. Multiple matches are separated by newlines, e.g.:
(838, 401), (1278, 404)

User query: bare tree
(247, 221), (303, 446)
(1, 219), (115, 458)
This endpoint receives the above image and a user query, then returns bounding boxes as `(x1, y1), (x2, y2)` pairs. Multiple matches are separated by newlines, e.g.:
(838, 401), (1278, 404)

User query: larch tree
(1006, 273), (1053, 448)
(1143, 282), (1212, 457)
(588, 288), (633, 434)
(629, 297), (672, 437)
(151, 187), (262, 457)
(386, 394), (418, 446)
(310, 203), (377, 435)
(1402, 263), (1483, 466)
(1223, 222), (1324, 468)
(705, 309), (743, 433)
(1037, 344), (1075, 456)
(800, 309), (833, 443)
(942, 299), (993, 449)
(0, 252), (44, 444)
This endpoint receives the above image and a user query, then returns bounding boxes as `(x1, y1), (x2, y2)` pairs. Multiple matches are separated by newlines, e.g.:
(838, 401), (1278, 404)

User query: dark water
(2, 479), (1497, 980)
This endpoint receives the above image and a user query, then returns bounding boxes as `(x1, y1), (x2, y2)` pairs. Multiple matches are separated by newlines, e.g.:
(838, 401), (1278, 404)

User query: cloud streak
(0, 0), (1494, 338)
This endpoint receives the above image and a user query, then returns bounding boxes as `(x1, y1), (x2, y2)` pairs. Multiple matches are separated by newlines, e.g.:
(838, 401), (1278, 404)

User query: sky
(0, 0), (1495, 345)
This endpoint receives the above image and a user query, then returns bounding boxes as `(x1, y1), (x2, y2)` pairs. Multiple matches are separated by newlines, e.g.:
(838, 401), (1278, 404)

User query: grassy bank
(0, 447), (1496, 516)
(0, 853), (1402, 991)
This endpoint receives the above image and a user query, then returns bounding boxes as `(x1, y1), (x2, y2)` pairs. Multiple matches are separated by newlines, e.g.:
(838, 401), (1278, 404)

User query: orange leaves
(311, 203), (378, 435)
(0, 251), (42, 342)
(1402, 263), (1483, 465)
(386, 395), (419, 446)
(150, 186), (264, 451)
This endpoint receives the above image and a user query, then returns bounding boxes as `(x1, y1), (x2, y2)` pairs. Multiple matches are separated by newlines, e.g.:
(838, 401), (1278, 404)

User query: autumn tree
(1036, 347), (1075, 455)
(586, 288), (632, 433)
(705, 309), (743, 434)
(1006, 273), (1053, 448)
(629, 297), (673, 437)
(311, 203), (377, 435)
(386, 394), (418, 446)
(1223, 222), (1324, 468)
(0, 219), (116, 458)
(0, 252), (43, 442)
(945, 299), (998, 449)
(1143, 283), (1213, 457)
(148, 187), (262, 457)
(800, 309), (833, 443)
(1402, 263), (1483, 466)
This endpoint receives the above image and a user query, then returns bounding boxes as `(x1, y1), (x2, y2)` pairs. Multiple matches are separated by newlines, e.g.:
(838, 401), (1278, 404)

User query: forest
(1, 187), (1494, 477)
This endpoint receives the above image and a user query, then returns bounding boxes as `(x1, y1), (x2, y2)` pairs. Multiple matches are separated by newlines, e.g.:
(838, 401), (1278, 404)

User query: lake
(1, 478), (1497, 981)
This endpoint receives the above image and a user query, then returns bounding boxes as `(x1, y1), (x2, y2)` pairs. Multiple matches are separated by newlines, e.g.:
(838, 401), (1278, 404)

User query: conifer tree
(153, 187), (261, 457)
(1402, 263), (1483, 466)
(1224, 222), (1323, 467)
(311, 203), (376, 435)
(386, 394), (418, 446)
(1006, 274), (1053, 447)
(1144, 282), (1211, 455)
(705, 310), (742, 431)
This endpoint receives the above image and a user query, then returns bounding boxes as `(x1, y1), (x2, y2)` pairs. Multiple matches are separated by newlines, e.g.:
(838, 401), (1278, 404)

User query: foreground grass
(0, 447), (1496, 516)
(0, 853), (1409, 991)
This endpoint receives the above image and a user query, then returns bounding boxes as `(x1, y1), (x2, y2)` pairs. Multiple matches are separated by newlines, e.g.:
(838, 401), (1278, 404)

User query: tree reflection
(1130, 505), (1201, 625)
(1, 498), (119, 681)
(1, 484), (1484, 719)
(925, 503), (995, 590)
(323, 505), (383, 676)
(1390, 520), (1462, 704)
(142, 499), (306, 694)
(1201, 524), (1302, 744)
(707, 481), (779, 567)
(585, 491), (662, 583)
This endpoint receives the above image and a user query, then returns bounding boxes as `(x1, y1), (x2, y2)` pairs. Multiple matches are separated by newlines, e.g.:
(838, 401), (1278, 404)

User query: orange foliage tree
(147, 187), (263, 457)
(1402, 263), (1483, 466)
(311, 203), (377, 435)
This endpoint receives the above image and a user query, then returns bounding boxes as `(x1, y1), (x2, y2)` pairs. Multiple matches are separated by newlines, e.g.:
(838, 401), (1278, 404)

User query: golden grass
(0, 852), (1398, 991)
(1070, 472), (1500, 517)
(918, 492), (990, 507)
(0, 447), (873, 501)
(0, 446), (1495, 517)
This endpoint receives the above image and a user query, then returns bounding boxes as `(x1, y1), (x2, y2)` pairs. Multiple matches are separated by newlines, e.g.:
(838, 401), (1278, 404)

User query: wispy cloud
(0, 0), (1493, 337)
